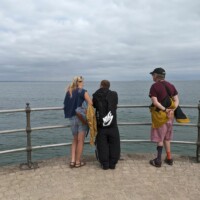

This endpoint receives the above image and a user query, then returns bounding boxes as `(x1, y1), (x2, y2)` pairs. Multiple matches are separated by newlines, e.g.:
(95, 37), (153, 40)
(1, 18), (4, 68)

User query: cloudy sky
(0, 0), (200, 81)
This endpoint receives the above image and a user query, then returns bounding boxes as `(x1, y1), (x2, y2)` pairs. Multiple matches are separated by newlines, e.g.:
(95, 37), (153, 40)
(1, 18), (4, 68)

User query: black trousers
(96, 125), (120, 168)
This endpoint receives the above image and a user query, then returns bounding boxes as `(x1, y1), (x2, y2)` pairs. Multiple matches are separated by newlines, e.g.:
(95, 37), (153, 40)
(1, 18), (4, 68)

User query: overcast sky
(0, 0), (200, 81)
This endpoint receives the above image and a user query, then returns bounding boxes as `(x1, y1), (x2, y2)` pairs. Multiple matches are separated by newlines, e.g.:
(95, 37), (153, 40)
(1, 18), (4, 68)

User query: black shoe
(109, 165), (116, 169)
(101, 164), (109, 170)
(102, 166), (109, 170)
(149, 158), (162, 168)
(164, 158), (173, 166)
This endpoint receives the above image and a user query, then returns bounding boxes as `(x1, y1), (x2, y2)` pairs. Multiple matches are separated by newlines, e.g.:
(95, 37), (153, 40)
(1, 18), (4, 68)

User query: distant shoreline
(0, 80), (200, 82)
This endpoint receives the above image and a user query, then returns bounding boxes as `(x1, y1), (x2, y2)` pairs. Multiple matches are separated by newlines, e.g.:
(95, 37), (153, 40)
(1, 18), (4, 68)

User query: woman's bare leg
(75, 131), (85, 163)
(71, 135), (78, 162)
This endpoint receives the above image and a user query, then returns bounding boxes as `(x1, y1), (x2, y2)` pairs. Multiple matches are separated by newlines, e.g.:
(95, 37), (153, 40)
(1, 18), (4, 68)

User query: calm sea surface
(0, 81), (199, 166)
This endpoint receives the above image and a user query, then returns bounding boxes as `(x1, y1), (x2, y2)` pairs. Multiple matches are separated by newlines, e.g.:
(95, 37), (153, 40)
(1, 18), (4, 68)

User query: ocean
(0, 81), (199, 166)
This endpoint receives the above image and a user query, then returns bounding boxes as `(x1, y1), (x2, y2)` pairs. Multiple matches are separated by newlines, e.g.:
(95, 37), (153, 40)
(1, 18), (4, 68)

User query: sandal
(69, 162), (75, 168)
(75, 161), (86, 168)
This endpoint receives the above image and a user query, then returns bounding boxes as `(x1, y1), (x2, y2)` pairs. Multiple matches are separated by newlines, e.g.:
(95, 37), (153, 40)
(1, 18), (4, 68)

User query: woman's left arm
(84, 91), (93, 105)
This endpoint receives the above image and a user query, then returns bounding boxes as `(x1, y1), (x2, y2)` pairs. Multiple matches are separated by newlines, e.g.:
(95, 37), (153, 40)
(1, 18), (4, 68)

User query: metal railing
(0, 102), (200, 169)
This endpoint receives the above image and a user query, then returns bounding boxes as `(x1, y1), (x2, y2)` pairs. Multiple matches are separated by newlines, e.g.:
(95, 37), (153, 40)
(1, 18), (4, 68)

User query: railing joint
(19, 162), (39, 170)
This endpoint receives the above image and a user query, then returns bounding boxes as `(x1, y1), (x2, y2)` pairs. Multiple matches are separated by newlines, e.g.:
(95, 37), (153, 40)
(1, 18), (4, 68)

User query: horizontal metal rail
(0, 147), (27, 154)
(0, 108), (26, 114)
(0, 104), (197, 114)
(117, 105), (198, 109)
(0, 143), (77, 154)
(0, 122), (197, 135)
(0, 128), (26, 134)
(30, 107), (63, 111)
(0, 140), (197, 155)
(120, 140), (197, 145)
(118, 122), (198, 127)
(0, 125), (70, 135)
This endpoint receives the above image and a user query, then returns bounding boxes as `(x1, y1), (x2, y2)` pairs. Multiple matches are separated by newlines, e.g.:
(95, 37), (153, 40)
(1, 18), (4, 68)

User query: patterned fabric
(151, 119), (174, 142)
(86, 105), (97, 145)
(69, 116), (88, 136)
(150, 98), (176, 128)
(150, 97), (190, 128)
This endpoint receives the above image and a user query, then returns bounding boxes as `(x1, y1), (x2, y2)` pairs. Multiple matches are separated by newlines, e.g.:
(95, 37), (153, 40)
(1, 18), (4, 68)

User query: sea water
(0, 81), (199, 166)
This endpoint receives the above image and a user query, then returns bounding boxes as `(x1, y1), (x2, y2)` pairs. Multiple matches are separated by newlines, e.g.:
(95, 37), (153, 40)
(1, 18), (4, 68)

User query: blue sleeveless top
(63, 88), (86, 118)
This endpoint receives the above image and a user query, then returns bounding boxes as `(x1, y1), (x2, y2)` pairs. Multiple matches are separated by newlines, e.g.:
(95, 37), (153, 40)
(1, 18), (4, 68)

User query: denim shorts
(69, 116), (88, 136)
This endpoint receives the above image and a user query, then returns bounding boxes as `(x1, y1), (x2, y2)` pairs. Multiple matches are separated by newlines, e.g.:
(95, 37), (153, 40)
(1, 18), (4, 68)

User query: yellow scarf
(150, 98), (176, 128)
(86, 105), (97, 145)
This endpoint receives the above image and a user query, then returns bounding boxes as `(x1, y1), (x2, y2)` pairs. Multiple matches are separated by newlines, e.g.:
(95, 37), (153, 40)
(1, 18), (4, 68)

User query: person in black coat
(93, 80), (120, 170)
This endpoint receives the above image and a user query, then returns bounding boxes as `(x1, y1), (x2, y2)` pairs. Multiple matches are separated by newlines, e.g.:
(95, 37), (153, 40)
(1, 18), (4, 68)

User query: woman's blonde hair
(66, 76), (84, 96)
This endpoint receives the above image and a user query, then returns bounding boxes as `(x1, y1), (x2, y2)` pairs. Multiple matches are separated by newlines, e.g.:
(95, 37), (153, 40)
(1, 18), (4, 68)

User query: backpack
(93, 89), (117, 128)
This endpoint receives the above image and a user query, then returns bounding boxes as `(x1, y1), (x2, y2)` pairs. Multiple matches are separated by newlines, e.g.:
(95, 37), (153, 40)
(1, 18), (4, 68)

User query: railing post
(197, 101), (200, 162)
(20, 103), (38, 170)
(26, 103), (32, 167)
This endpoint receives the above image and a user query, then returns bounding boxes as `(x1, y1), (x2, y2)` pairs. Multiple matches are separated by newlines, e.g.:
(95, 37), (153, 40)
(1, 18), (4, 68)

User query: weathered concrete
(0, 153), (199, 200)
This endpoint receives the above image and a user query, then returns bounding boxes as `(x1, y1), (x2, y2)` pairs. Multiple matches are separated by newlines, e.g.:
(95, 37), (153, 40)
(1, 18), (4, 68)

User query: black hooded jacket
(93, 88), (118, 128)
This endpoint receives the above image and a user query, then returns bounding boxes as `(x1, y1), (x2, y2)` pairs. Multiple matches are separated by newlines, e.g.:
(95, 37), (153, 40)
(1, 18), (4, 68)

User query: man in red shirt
(149, 68), (179, 167)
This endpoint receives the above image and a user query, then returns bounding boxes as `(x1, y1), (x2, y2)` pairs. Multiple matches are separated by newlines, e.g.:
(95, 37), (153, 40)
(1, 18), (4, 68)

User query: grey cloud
(0, 0), (200, 81)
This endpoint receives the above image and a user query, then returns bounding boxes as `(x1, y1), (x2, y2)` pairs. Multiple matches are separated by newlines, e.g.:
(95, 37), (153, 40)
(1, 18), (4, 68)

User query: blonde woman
(64, 76), (92, 168)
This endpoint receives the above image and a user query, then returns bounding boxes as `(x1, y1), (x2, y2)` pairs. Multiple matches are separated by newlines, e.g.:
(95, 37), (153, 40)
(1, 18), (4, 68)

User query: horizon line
(0, 80), (200, 82)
